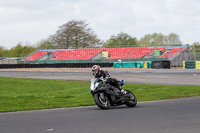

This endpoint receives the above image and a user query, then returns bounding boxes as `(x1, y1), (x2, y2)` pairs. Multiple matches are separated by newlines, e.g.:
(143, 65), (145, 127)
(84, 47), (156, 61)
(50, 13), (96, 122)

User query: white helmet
(91, 65), (101, 76)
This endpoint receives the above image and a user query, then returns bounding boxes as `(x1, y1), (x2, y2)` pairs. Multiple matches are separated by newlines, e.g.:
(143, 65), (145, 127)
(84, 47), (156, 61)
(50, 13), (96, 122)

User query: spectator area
(24, 47), (187, 61)
(160, 47), (187, 59)
(25, 51), (48, 61)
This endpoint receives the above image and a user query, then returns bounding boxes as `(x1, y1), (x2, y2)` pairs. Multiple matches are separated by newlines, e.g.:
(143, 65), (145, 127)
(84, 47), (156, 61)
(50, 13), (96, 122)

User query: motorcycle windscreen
(90, 78), (99, 92)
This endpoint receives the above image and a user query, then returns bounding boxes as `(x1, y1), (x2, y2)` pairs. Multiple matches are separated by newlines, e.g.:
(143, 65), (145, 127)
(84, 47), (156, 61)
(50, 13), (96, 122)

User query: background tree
(21, 45), (36, 57)
(139, 33), (182, 46)
(51, 20), (102, 49)
(36, 39), (56, 49)
(5, 42), (36, 57)
(167, 33), (182, 46)
(103, 32), (138, 47)
(189, 42), (200, 52)
(0, 46), (7, 57)
(139, 33), (165, 46)
(139, 34), (151, 46)
(8, 44), (23, 57)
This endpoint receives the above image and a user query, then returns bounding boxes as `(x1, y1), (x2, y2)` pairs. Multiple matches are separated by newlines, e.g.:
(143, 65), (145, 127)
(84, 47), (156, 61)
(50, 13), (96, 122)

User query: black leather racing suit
(94, 70), (119, 88)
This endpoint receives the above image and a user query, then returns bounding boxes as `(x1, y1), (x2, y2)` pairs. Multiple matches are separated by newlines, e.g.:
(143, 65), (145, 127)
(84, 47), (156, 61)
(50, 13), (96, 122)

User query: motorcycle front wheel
(94, 92), (111, 109)
(124, 90), (137, 107)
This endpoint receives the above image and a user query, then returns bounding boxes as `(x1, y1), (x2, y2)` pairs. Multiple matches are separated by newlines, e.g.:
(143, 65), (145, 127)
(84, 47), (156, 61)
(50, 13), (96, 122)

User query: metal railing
(170, 52), (200, 67)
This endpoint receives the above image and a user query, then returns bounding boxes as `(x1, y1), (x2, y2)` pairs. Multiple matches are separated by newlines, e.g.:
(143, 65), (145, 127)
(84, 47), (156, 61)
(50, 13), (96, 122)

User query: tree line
(0, 20), (199, 57)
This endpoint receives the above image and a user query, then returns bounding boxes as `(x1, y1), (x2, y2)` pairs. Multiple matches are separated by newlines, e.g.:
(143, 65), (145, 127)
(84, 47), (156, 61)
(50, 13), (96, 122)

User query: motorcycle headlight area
(95, 83), (99, 88)
(90, 83), (99, 91)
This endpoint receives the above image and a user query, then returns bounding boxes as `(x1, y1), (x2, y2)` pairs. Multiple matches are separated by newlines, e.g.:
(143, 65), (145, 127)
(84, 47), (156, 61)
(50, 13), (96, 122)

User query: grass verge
(0, 76), (200, 112)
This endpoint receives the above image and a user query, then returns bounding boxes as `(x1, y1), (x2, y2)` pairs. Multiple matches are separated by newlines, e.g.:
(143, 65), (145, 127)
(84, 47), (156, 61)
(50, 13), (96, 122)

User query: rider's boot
(118, 80), (126, 94)
(118, 86), (127, 95)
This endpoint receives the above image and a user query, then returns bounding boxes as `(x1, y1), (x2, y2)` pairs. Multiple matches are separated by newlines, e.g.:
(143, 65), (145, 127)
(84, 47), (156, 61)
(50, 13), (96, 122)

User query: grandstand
(25, 51), (49, 61)
(0, 46), (189, 69)
(23, 46), (187, 61)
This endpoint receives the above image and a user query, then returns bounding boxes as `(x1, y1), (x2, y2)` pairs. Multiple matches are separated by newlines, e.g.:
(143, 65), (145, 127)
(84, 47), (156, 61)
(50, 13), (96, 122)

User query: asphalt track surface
(0, 68), (200, 133)
(1, 97), (200, 133)
(0, 68), (200, 85)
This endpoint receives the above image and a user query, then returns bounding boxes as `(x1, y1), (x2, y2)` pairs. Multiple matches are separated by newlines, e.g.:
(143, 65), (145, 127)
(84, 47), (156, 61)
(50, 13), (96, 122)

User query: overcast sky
(0, 0), (200, 49)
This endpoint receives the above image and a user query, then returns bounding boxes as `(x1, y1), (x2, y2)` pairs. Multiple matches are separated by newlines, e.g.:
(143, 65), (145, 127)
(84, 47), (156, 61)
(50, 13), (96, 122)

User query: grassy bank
(0, 76), (200, 112)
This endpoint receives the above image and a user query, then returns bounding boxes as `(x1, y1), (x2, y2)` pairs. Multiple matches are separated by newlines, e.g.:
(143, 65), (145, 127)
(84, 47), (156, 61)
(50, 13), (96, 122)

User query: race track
(1, 97), (200, 133)
(0, 68), (200, 133)
(0, 68), (200, 85)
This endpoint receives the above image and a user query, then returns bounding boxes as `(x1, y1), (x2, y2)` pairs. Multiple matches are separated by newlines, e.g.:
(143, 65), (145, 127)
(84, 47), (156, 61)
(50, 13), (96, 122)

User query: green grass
(0, 76), (200, 112)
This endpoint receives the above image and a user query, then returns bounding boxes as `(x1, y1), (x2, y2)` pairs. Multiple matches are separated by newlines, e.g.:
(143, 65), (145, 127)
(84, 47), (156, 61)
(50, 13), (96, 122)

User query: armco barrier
(183, 61), (200, 69)
(0, 63), (113, 69)
(151, 60), (170, 69)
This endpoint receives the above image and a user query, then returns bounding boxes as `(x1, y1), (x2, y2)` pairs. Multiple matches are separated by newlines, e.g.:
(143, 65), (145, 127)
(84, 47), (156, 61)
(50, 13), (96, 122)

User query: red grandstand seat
(25, 51), (48, 60)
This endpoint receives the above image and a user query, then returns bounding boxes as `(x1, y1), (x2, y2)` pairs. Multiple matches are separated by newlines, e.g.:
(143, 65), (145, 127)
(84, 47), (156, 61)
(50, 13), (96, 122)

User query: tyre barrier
(0, 63), (113, 69)
(151, 60), (171, 69)
(183, 61), (200, 69)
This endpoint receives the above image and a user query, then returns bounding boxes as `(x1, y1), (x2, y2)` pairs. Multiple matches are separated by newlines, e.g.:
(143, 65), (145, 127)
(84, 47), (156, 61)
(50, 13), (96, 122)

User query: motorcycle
(90, 78), (137, 109)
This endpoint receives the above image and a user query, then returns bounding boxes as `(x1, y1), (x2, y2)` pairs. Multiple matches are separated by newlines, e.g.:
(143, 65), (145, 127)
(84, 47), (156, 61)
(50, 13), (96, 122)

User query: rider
(91, 65), (126, 94)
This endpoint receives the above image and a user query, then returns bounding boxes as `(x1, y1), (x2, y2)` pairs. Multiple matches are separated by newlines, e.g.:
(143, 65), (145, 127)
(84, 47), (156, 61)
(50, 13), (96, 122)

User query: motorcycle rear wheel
(124, 90), (137, 107)
(94, 92), (111, 109)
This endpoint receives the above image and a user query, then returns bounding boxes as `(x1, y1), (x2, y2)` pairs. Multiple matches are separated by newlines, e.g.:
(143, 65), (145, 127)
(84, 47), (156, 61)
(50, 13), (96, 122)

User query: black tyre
(124, 90), (137, 107)
(94, 92), (111, 109)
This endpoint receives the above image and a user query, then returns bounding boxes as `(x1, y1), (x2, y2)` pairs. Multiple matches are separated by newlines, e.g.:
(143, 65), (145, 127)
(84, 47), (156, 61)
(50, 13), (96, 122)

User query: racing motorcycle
(90, 78), (137, 109)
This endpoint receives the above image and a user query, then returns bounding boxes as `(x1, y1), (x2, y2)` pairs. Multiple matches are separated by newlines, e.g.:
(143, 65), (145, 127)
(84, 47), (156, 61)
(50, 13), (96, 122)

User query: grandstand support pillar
(128, 52), (130, 62)
(184, 52), (186, 61)
(180, 53), (183, 67)
(74, 54), (76, 63)
(167, 52), (169, 60)
(57, 55), (59, 64)
(110, 54), (112, 63)
(92, 53), (94, 63)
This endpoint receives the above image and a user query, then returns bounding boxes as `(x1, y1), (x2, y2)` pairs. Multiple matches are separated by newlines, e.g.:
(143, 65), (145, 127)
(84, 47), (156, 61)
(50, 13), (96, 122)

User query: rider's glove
(102, 78), (107, 83)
